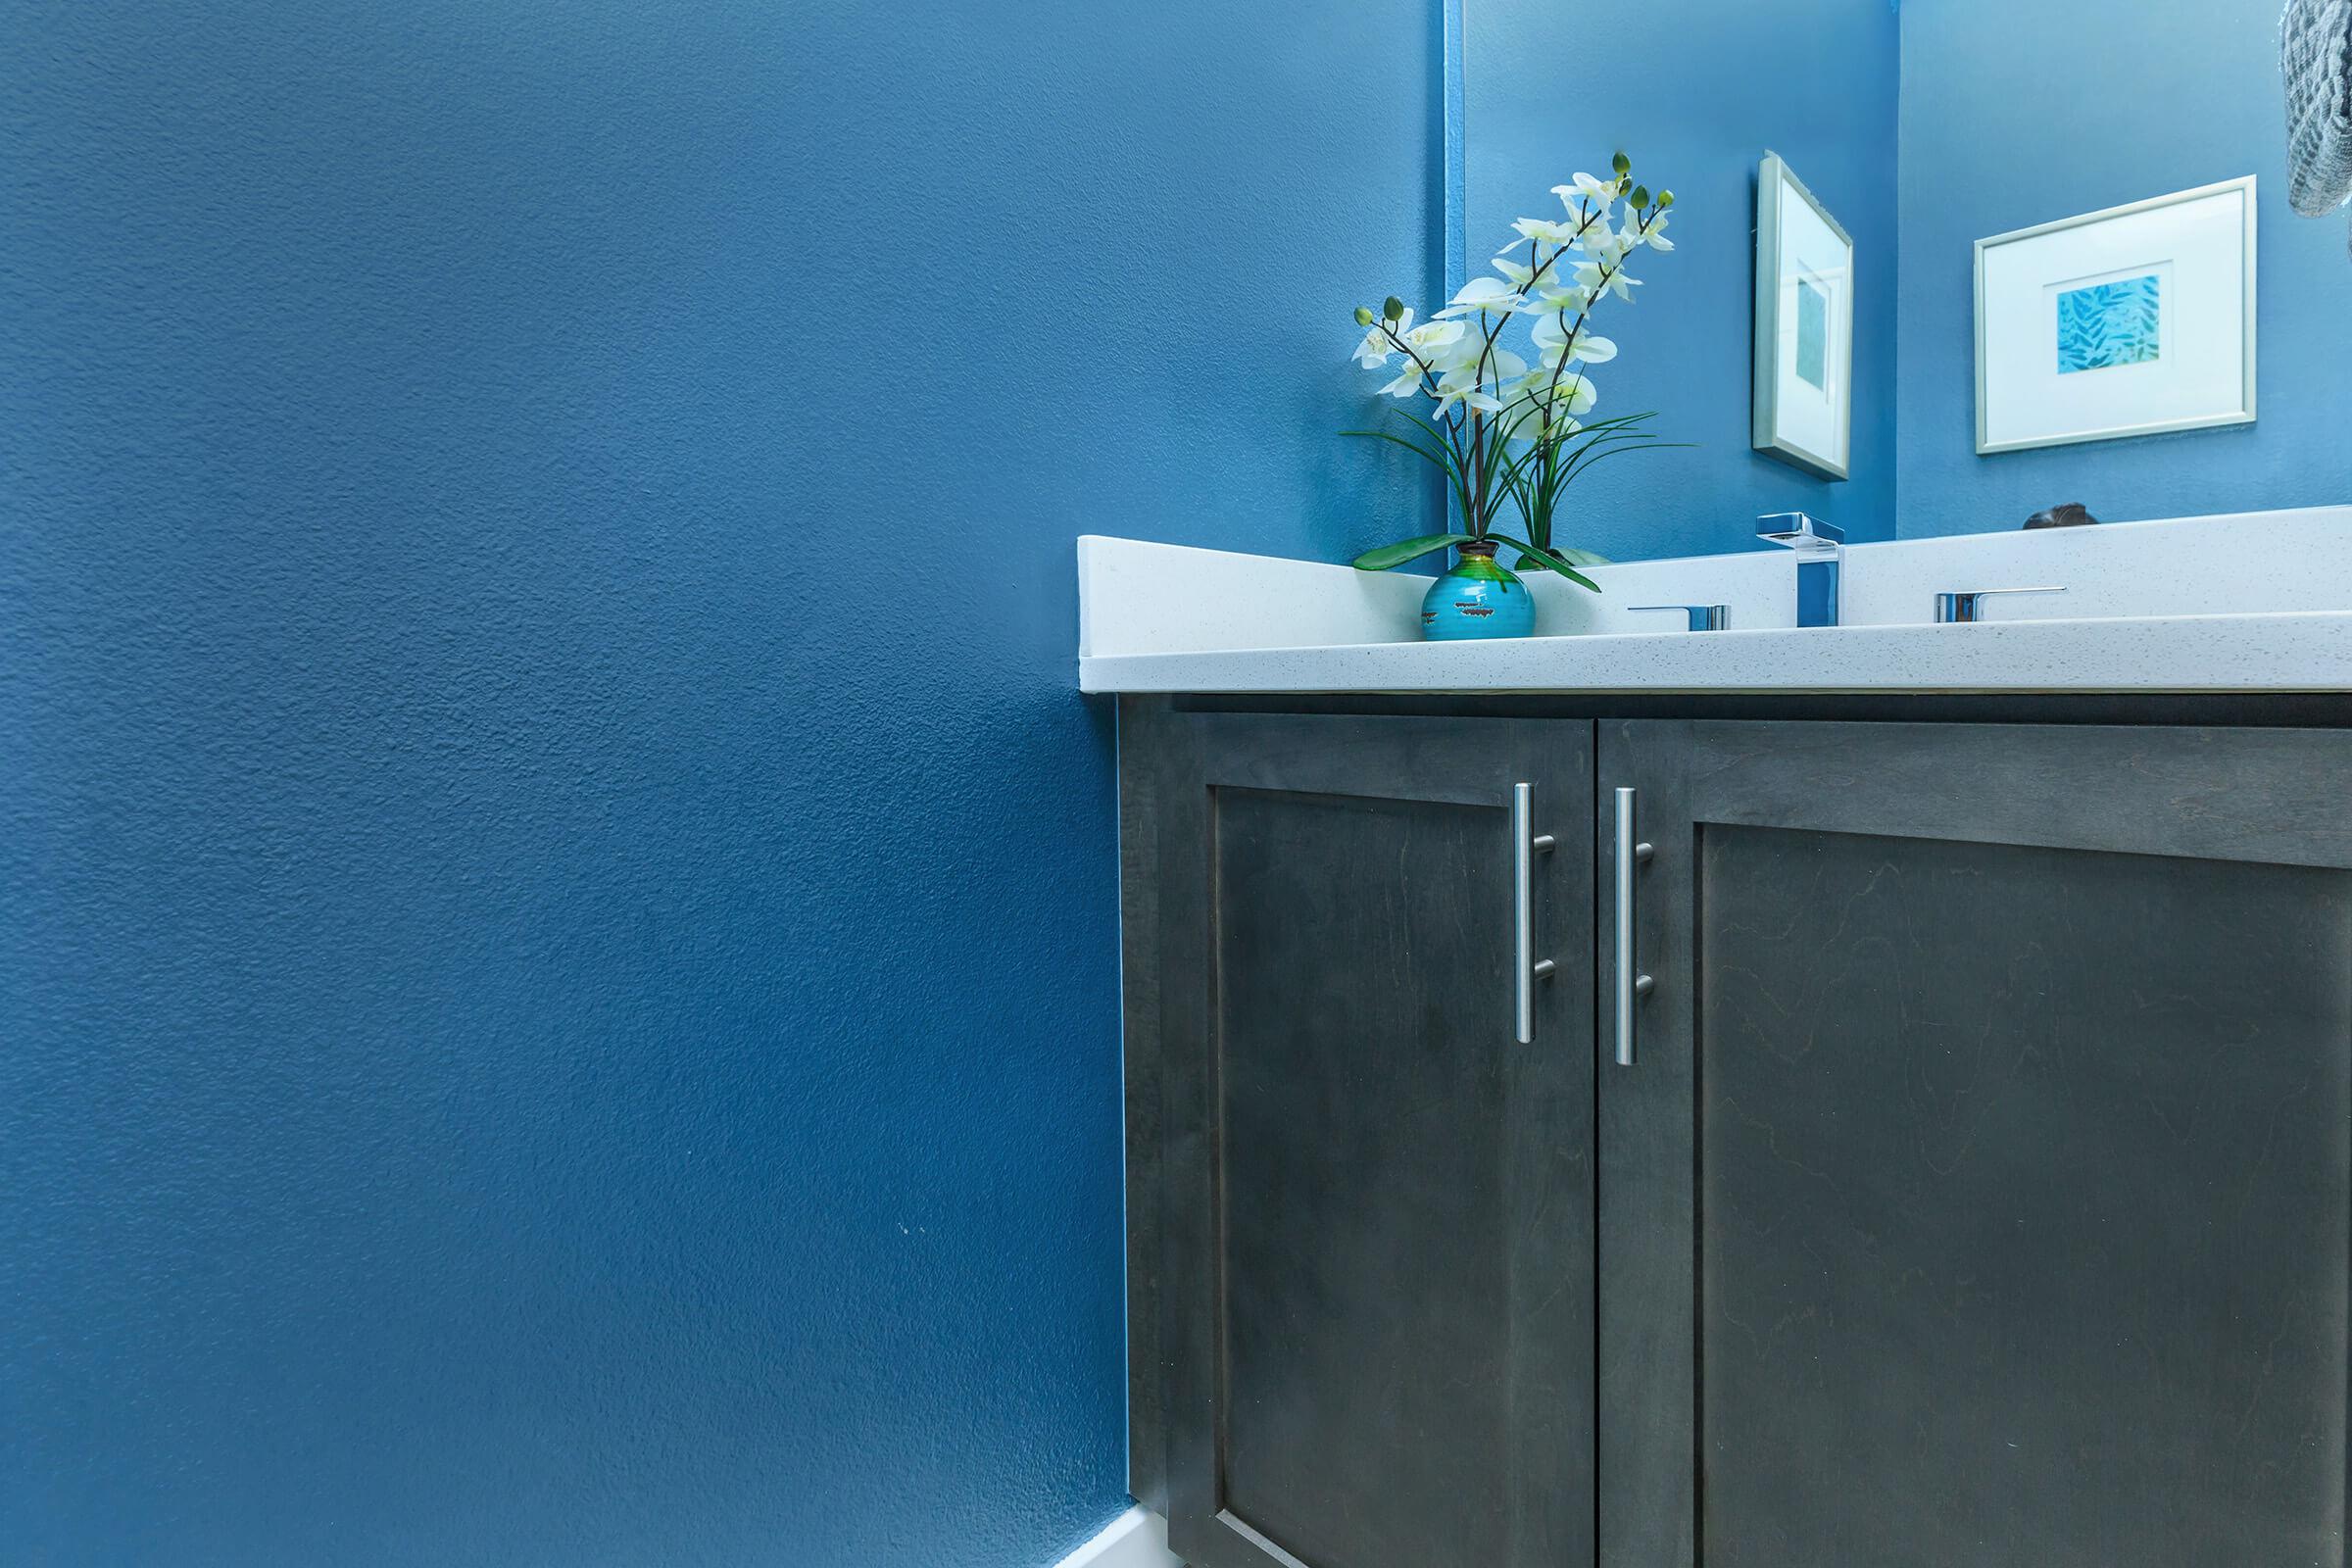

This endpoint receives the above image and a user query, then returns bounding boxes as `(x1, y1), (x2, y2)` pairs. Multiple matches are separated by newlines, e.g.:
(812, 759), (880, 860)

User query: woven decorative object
(2283, 0), (2352, 255)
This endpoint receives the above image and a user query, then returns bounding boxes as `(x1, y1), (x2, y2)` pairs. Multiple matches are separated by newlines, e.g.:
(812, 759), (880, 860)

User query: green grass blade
(1490, 532), (1601, 592)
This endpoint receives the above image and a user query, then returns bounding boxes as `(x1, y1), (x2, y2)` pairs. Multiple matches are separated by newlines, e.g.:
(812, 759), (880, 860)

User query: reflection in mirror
(1463, 0), (2352, 562)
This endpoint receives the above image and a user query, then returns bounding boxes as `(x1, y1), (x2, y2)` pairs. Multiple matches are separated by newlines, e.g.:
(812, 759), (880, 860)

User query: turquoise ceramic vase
(1421, 540), (1535, 640)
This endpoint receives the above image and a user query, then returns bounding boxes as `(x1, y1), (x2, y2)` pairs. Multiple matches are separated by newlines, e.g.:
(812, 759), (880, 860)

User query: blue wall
(1464, 0), (1900, 560)
(1898, 0), (2352, 534)
(0, 2), (1440, 1564)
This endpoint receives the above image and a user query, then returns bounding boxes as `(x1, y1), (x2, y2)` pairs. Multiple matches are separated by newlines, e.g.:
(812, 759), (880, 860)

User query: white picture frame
(1752, 152), (1854, 481)
(1974, 176), (2257, 455)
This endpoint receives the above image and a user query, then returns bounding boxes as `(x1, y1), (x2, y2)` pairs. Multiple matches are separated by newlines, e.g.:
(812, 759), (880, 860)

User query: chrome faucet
(1755, 513), (1843, 627)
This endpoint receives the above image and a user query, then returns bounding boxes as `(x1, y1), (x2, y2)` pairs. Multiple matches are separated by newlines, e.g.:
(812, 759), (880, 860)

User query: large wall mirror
(1460, 0), (2352, 563)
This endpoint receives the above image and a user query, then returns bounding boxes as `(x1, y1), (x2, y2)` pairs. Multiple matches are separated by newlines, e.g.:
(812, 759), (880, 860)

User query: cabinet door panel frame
(1155, 711), (1596, 1568)
(1597, 718), (2352, 1568)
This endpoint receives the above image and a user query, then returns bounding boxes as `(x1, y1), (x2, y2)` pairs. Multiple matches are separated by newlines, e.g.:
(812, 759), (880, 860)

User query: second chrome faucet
(1756, 512), (1843, 627)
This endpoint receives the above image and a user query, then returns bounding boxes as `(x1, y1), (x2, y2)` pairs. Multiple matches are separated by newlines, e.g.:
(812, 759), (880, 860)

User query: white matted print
(1975, 176), (2256, 455)
(1752, 152), (1853, 480)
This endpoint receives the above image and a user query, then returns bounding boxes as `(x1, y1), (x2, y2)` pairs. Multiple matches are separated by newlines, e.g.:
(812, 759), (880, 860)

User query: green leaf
(1490, 533), (1601, 592)
(1352, 533), (1477, 571)
(1341, 426), (1471, 517)
(1563, 437), (1693, 483)
(1365, 409), (1479, 521)
(1387, 407), (1465, 460)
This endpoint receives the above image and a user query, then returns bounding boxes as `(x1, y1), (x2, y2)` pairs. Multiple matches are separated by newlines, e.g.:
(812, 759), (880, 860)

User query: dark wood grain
(1682, 720), (2352, 868)
(1602, 719), (2352, 1567)
(1118, 695), (1174, 1516)
(1147, 712), (1595, 1568)
(1596, 719), (1698, 1568)
(1701, 825), (2351, 1564)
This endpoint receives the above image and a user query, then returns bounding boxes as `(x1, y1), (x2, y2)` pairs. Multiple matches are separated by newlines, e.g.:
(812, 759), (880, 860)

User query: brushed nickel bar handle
(1613, 786), (1654, 1066)
(1513, 782), (1557, 1045)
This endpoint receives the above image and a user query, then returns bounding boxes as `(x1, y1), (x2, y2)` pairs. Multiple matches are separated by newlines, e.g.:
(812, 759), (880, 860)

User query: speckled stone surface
(1078, 511), (2352, 693)
(1082, 612), (2352, 694)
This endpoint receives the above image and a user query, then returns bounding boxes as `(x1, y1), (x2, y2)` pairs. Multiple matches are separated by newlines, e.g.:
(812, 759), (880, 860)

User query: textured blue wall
(1464, 0), (1900, 560)
(0, 2), (1439, 1564)
(1898, 0), (2352, 534)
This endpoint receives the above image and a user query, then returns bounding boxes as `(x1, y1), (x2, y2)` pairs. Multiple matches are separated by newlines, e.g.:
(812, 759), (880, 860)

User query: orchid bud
(1383, 296), (1406, 322)
(1355, 306), (1376, 326)
(1657, 189), (1675, 210)
(1611, 151), (1631, 176)
(1631, 185), (1651, 210)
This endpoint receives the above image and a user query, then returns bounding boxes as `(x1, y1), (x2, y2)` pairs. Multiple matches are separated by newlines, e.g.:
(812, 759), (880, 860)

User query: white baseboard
(1053, 1504), (1181, 1568)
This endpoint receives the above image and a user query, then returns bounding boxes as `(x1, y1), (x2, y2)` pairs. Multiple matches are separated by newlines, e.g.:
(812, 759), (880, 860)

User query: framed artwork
(1752, 152), (1854, 481)
(1975, 176), (2256, 455)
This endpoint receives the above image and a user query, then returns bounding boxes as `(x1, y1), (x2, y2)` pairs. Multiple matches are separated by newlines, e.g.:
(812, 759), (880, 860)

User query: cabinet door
(1152, 711), (1595, 1568)
(1598, 720), (2352, 1567)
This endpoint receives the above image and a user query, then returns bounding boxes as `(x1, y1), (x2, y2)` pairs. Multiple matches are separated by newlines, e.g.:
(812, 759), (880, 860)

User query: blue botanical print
(2056, 273), (2161, 373)
(1795, 276), (1827, 390)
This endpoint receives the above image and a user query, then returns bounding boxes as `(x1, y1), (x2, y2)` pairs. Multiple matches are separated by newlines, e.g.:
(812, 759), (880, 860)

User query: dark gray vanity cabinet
(1600, 719), (2352, 1568)
(1126, 703), (2352, 1568)
(1121, 704), (1596, 1568)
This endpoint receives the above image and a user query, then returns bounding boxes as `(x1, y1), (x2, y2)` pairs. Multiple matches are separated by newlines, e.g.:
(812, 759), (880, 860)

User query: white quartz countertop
(1077, 511), (2352, 695)
(1081, 610), (2352, 694)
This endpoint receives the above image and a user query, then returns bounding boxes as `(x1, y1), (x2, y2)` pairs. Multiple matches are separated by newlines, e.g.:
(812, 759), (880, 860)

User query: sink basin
(1551, 506), (2352, 634)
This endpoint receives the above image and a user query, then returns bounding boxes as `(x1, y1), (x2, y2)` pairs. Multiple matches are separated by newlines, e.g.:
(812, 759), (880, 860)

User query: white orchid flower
(1341, 154), (1679, 531)
(1573, 260), (1642, 303)
(1615, 221), (1668, 257)
(1398, 322), (1475, 381)
(1522, 217), (1588, 246)
(1520, 247), (1587, 294)
(1496, 400), (1546, 444)
(1563, 172), (1623, 213)
(1496, 397), (1555, 445)
(1582, 227), (1635, 267)
(1574, 333), (1618, 364)
(1430, 367), (1505, 419)
(1499, 370), (1599, 443)
(1435, 276), (1527, 319)
(1375, 320), (1472, 397)
(1398, 318), (1463, 354)
(1352, 306), (1428, 369)
(1494, 216), (1586, 257)
(1531, 280), (1592, 315)
(1530, 313), (1617, 367)
(1420, 336), (1484, 377)
(1517, 366), (1598, 405)
(1531, 314), (1568, 362)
